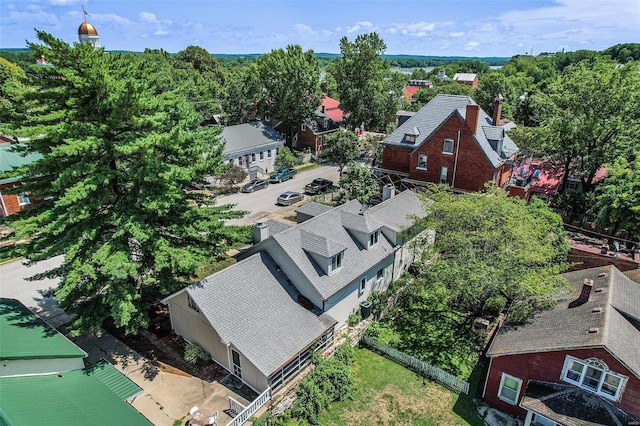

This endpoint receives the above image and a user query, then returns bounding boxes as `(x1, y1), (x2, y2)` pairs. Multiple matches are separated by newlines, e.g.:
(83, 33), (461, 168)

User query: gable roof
(382, 94), (519, 168)
(487, 266), (640, 378)
(261, 218), (293, 236)
(0, 145), (43, 185)
(269, 192), (425, 300)
(182, 252), (336, 376)
(453, 72), (478, 82)
(320, 95), (344, 123)
(0, 361), (150, 426)
(295, 201), (333, 219)
(221, 120), (285, 158)
(0, 298), (86, 361)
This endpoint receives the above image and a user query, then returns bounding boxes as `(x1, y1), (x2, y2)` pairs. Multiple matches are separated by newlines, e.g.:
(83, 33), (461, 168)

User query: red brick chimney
(570, 278), (593, 308)
(465, 104), (480, 134)
(492, 94), (504, 125)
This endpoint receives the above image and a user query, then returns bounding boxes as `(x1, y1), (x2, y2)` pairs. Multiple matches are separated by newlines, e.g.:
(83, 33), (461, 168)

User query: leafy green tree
(323, 129), (360, 176)
(338, 162), (379, 203)
(590, 156), (640, 240)
(327, 33), (400, 131)
(220, 165), (247, 190)
(475, 71), (532, 120)
(0, 57), (27, 127)
(514, 59), (640, 193)
(409, 82), (474, 111)
(603, 43), (640, 63)
(3, 31), (247, 334)
(221, 63), (261, 125)
(172, 46), (227, 124)
(256, 45), (322, 139)
(274, 146), (297, 170)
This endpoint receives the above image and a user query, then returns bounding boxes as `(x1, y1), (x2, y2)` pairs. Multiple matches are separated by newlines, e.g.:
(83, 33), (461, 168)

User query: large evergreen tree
(3, 32), (247, 334)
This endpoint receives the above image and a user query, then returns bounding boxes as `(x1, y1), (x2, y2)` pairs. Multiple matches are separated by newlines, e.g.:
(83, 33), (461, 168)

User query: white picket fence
(361, 336), (469, 394)
(225, 387), (272, 426)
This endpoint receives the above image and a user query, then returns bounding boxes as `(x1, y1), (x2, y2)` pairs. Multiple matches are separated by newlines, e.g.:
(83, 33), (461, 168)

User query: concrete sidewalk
(74, 329), (250, 426)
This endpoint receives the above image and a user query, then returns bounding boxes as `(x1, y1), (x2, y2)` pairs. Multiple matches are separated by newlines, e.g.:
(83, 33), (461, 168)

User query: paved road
(221, 165), (341, 225)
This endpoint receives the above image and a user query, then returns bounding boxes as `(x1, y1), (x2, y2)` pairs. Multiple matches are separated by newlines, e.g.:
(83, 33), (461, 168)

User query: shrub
(347, 313), (360, 327)
(184, 342), (209, 364)
(333, 343), (355, 366)
(483, 295), (507, 316)
(365, 322), (381, 339)
(291, 379), (327, 425)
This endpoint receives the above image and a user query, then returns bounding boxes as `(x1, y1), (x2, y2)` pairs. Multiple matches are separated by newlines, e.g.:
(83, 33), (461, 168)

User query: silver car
(277, 191), (304, 206)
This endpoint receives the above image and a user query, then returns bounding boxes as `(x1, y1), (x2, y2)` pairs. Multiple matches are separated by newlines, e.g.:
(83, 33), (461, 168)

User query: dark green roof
(0, 363), (151, 425)
(0, 144), (42, 185)
(0, 298), (86, 360)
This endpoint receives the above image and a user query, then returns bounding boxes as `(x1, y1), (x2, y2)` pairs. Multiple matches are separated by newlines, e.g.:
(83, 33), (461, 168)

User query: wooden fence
(361, 336), (469, 395)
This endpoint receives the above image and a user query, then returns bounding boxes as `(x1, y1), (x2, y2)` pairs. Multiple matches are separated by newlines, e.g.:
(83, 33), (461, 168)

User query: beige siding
(229, 344), (269, 393)
(167, 292), (229, 370)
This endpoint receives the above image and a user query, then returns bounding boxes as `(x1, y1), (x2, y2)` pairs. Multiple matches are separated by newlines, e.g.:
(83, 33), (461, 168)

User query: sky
(1, 0), (639, 57)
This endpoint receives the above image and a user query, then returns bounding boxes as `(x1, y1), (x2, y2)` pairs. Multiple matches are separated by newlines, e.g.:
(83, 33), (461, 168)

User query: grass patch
(296, 163), (320, 173)
(317, 347), (484, 426)
(194, 256), (237, 280)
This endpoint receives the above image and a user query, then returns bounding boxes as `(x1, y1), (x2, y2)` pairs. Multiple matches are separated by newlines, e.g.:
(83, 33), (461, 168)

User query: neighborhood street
(221, 165), (341, 225)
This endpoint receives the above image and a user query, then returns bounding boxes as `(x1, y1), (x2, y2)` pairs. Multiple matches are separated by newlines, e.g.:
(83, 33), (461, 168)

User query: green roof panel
(0, 298), (86, 360)
(0, 365), (151, 425)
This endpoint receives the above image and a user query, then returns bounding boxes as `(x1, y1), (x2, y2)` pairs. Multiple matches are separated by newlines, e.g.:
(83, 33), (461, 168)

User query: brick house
(483, 266), (640, 425)
(453, 73), (478, 88)
(378, 94), (518, 192)
(273, 95), (343, 158)
(0, 143), (43, 217)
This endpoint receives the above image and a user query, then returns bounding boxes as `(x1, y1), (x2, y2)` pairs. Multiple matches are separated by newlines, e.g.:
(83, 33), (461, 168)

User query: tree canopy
(323, 129), (360, 176)
(338, 162), (379, 204)
(327, 33), (400, 131)
(256, 45), (322, 132)
(2, 32), (247, 334)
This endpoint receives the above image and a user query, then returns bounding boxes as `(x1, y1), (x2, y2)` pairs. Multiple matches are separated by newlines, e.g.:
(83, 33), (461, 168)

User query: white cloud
(46, 0), (82, 5)
(464, 41), (480, 51)
(450, 32), (465, 38)
(93, 13), (132, 25)
(392, 21), (435, 37)
(346, 21), (374, 33)
(154, 29), (168, 36)
(294, 23), (315, 35)
(139, 11), (172, 25)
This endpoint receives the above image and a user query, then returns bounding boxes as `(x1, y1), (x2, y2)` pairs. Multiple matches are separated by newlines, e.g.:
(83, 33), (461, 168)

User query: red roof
(512, 162), (564, 195)
(321, 95), (344, 122)
(404, 86), (419, 102)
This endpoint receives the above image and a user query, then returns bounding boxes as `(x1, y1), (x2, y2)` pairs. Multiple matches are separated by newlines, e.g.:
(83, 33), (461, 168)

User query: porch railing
(225, 387), (272, 426)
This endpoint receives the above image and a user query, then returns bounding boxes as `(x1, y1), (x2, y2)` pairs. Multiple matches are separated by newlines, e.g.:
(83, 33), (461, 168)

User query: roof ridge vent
(597, 272), (607, 278)
(592, 307), (602, 313)
(588, 327), (599, 334)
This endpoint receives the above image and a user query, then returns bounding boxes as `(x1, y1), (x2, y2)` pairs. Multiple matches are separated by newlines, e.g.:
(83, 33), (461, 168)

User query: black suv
(304, 178), (333, 194)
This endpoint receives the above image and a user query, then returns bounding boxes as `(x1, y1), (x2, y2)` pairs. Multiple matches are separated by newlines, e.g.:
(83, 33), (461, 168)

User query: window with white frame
(360, 277), (366, 292)
(238, 157), (243, 166)
(251, 153), (256, 162)
(260, 151), (264, 160)
(369, 230), (380, 247)
(561, 356), (627, 401)
(268, 149), (272, 158)
(417, 154), (427, 170)
(443, 138), (454, 154)
(532, 414), (557, 426)
(439, 166), (448, 184)
(330, 251), (344, 273)
(376, 268), (384, 282)
(498, 373), (522, 405)
(301, 123), (307, 132)
(318, 136), (324, 147)
(17, 193), (31, 206)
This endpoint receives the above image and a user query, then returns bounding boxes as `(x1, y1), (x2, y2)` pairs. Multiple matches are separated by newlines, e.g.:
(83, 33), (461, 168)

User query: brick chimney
(465, 104), (480, 134)
(569, 278), (593, 308)
(492, 94), (504, 125)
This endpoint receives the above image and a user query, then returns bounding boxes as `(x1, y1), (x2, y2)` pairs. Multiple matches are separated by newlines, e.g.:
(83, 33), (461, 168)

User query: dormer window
(404, 134), (416, 144)
(330, 251), (344, 273)
(403, 126), (420, 144)
(369, 230), (380, 247)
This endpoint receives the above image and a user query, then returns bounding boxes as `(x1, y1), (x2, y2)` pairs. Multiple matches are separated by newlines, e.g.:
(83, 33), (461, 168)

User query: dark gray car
(242, 179), (269, 193)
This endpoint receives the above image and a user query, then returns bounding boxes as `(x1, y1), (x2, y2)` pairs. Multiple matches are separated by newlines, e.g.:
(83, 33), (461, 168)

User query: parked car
(269, 167), (297, 183)
(241, 179), (269, 193)
(277, 191), (304, 206)
(304, 178), (333, 194)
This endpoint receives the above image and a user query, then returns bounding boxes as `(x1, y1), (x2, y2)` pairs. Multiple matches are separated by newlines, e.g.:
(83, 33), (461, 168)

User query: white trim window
(532, 414), (557, 426)
(561, 356), (627, 401)
(439, 166), (448, 184)
(330, 251), (344, 273)
(301, 123), (307, 132)
(260, 151), (264, 160)
(376, 268), (384, 282)
(497, 373), (522, 405)
(416, 154), (427, 170)
(369, 230), (380, 247)
(267, 149), (272, 158)
(443, 138), (454, 154)
(18, 193), (31, 206)
(360, 277), (366, 293)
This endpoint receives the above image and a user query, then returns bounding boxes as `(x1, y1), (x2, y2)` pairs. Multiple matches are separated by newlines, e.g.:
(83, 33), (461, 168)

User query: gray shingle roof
(453, 73), (477, 82)
(382, 94), (519, 168)
(340, 211), (383, 234)
(300, 229), (347, 258)
(221, 120), (285, 158)
(487, 266), (640, 378)
(186, 252), (335, 376)
(272, 199), (397, 300)
(294, 202), (333, 218)
(261, 219), (293, 236)
(366, 190), (427, 233)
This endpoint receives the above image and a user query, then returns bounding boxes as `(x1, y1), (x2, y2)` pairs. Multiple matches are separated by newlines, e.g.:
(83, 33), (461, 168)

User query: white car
(276, 191), (304, 206)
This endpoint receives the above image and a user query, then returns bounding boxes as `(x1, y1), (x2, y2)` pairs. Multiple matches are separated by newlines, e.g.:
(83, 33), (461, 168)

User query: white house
(221, 120), (285, 176)
(162, 189), (430, 393)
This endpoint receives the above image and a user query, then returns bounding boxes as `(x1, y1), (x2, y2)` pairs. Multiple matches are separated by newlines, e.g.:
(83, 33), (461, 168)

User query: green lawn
(316, 347), (485, 426)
